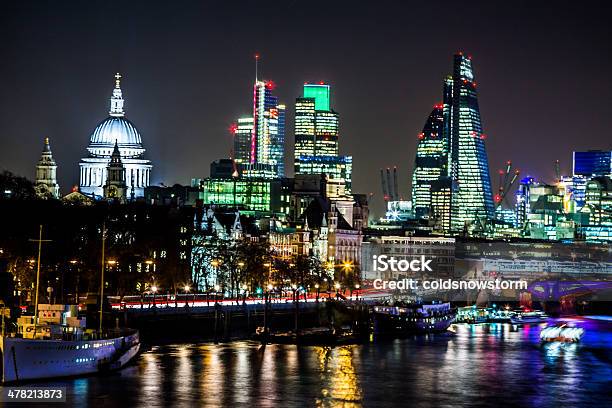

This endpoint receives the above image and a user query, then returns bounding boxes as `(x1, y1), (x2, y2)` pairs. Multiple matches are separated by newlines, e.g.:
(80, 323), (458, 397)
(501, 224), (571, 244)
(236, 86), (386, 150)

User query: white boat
(1, 224), (140, 384)
(510, 311), (549, 325)
(1, 329), (140, 383)
(540, 323), (584, 342)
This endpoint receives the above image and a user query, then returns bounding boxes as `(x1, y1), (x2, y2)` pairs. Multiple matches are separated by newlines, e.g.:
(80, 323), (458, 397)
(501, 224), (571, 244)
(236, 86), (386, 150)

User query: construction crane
(380, 168), (390, 202)
(494, 160), (520, 209)
(386, 168), (394, 201)
(554, 159), (561, 183)
(393, 166), (399, 203)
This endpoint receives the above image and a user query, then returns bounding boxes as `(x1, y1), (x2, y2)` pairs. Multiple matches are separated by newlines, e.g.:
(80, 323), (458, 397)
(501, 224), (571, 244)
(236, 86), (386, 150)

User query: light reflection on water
(31, 319), (612, 407)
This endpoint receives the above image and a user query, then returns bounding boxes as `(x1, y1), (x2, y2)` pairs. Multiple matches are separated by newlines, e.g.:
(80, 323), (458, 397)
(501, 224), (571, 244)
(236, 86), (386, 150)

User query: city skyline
(1, 1), (611, 216)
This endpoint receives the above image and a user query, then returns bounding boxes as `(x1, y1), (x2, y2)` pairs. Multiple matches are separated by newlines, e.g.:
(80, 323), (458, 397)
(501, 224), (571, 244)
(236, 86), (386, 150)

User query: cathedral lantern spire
(35, 137), (60, 198)
(109, 72), (125, 117)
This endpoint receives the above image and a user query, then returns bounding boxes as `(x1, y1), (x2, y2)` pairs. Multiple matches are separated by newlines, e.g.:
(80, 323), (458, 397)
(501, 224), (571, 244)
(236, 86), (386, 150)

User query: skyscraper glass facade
(411, 53), (494, 234)
(234, 80), (285, 179)
(447, 53), (495, 231)
(294, 83), (351, 192)
(303, 84), (330, 111)
(573, 150), (612, 177)
(411, 104), (445, 218)
(233, 116), (253, 167)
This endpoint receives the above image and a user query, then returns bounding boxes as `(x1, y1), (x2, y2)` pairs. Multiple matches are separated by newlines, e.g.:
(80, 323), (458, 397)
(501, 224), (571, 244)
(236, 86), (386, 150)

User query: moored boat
(1, 305), (140, 384)
(1, 328), (140, 383)
(510, 310), (549, 325)
(372, 302), (455, 334)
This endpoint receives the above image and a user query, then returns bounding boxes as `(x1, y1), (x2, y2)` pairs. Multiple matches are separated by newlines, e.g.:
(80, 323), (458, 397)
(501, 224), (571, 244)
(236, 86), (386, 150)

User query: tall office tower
(515, 176), (535, 228)
(294, 83), (351, 192)
(446, 53), (495, 231)
(573, 150), (612, 177)
(242, 80), (286, 178)
(294, 96), (316, 170)
(411, 104), (445, 218)
(232, 116), (254, 168)
(410, 53), (494, 234)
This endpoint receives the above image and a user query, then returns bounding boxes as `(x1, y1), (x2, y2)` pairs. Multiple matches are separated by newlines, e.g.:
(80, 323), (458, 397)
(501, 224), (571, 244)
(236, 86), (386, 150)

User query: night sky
(1, 0), (611, 216)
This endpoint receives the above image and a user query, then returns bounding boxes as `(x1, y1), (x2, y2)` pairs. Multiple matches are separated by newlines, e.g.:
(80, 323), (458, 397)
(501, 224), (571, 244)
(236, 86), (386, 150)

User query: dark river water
(19, 317), (612, 407)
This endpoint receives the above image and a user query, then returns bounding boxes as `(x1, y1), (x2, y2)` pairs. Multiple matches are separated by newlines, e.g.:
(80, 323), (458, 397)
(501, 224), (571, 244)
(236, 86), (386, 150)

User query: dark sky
(1, 0), (611, 216)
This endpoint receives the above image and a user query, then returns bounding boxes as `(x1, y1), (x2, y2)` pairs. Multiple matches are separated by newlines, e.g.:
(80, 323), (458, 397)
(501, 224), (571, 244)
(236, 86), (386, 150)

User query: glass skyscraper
(294, 83), (351, 192)
(411, 53), (495, 234)
(411, 104), (445, 218)
(447, 53), (495, 231)
(233, 116), (253, 168)
(233, 80), (285, 179)
(573, 150), (612, 177)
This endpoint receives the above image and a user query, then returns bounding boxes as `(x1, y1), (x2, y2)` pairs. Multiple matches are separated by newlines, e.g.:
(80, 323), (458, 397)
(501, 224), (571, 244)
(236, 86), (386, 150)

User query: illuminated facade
(240, 80), (285, 178)
(35, 137), (60, 198)
(79, 73), (152, 198)
(201, 178), (281, 213)
(410, 54), (494, 234)
(411, 104), (445, 218)
(103, 141), (127, 201)
(294, 83), (351, 192)
(447, 54), (495, 231)
(232, 117), (253, 168)
(573, 150), (612, 177)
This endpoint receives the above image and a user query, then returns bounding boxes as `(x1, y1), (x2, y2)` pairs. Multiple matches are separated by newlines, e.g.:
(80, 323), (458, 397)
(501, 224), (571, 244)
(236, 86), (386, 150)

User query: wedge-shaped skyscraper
(412, 53), (494, 233)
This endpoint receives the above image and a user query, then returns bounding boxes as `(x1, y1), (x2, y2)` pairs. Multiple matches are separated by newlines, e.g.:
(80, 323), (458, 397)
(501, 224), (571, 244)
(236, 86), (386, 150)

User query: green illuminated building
(294, 83), (351, 192)
(201, 178), (282, 213)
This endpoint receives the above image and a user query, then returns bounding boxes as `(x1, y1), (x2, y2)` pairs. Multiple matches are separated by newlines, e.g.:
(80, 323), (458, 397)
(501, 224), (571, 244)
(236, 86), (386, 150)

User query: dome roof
(89, 116), (143, 147)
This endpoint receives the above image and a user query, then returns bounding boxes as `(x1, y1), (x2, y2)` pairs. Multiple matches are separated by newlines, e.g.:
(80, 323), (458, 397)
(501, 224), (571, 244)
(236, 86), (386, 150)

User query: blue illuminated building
(573, 150), (612, 178)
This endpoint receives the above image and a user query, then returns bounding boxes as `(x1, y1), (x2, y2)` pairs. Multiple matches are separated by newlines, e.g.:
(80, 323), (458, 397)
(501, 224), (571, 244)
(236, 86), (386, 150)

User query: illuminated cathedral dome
(90, 117), (142, 147)
(79, 73), (152, 198)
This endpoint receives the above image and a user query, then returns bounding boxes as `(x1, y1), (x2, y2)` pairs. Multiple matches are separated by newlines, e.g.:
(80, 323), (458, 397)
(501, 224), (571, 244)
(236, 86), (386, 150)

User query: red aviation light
(254, 53), (260, 60)
(265, 80), (276, 90)
(418, 132), (425, 140)
(498, 169), (505, 175)
(229, 123), (238, 135)
(433, 103), (443, 109)
(480, 134), (487, 140)
(319, 81), (325, 85)
(494, 194), (502, 202)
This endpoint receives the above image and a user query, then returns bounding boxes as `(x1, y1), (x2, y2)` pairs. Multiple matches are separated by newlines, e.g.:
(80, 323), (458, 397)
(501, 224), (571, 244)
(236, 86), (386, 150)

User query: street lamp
(184, 284), (193, 307)
(355, 283), (360, 300)
(214, 284), (220, 305)
(151, 285), (158, 308)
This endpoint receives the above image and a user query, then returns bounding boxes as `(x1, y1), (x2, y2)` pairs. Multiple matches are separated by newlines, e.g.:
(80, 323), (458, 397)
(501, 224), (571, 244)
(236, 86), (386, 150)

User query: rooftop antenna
(254, 53), (260, 83)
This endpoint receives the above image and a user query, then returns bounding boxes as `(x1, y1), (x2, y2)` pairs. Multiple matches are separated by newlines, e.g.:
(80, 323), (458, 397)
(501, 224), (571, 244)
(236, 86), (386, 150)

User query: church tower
(35, 137), (60, 198)
(103, 141), (127, 201)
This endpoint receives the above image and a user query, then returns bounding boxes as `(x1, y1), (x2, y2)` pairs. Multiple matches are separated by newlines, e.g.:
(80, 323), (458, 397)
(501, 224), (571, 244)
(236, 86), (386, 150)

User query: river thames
(27, 317), (612, 407)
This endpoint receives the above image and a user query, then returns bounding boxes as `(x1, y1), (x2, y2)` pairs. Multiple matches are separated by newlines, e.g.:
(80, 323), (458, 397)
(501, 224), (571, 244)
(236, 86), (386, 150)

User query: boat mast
(29, 224), (51, 336)
(99, 222), (106, 333)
